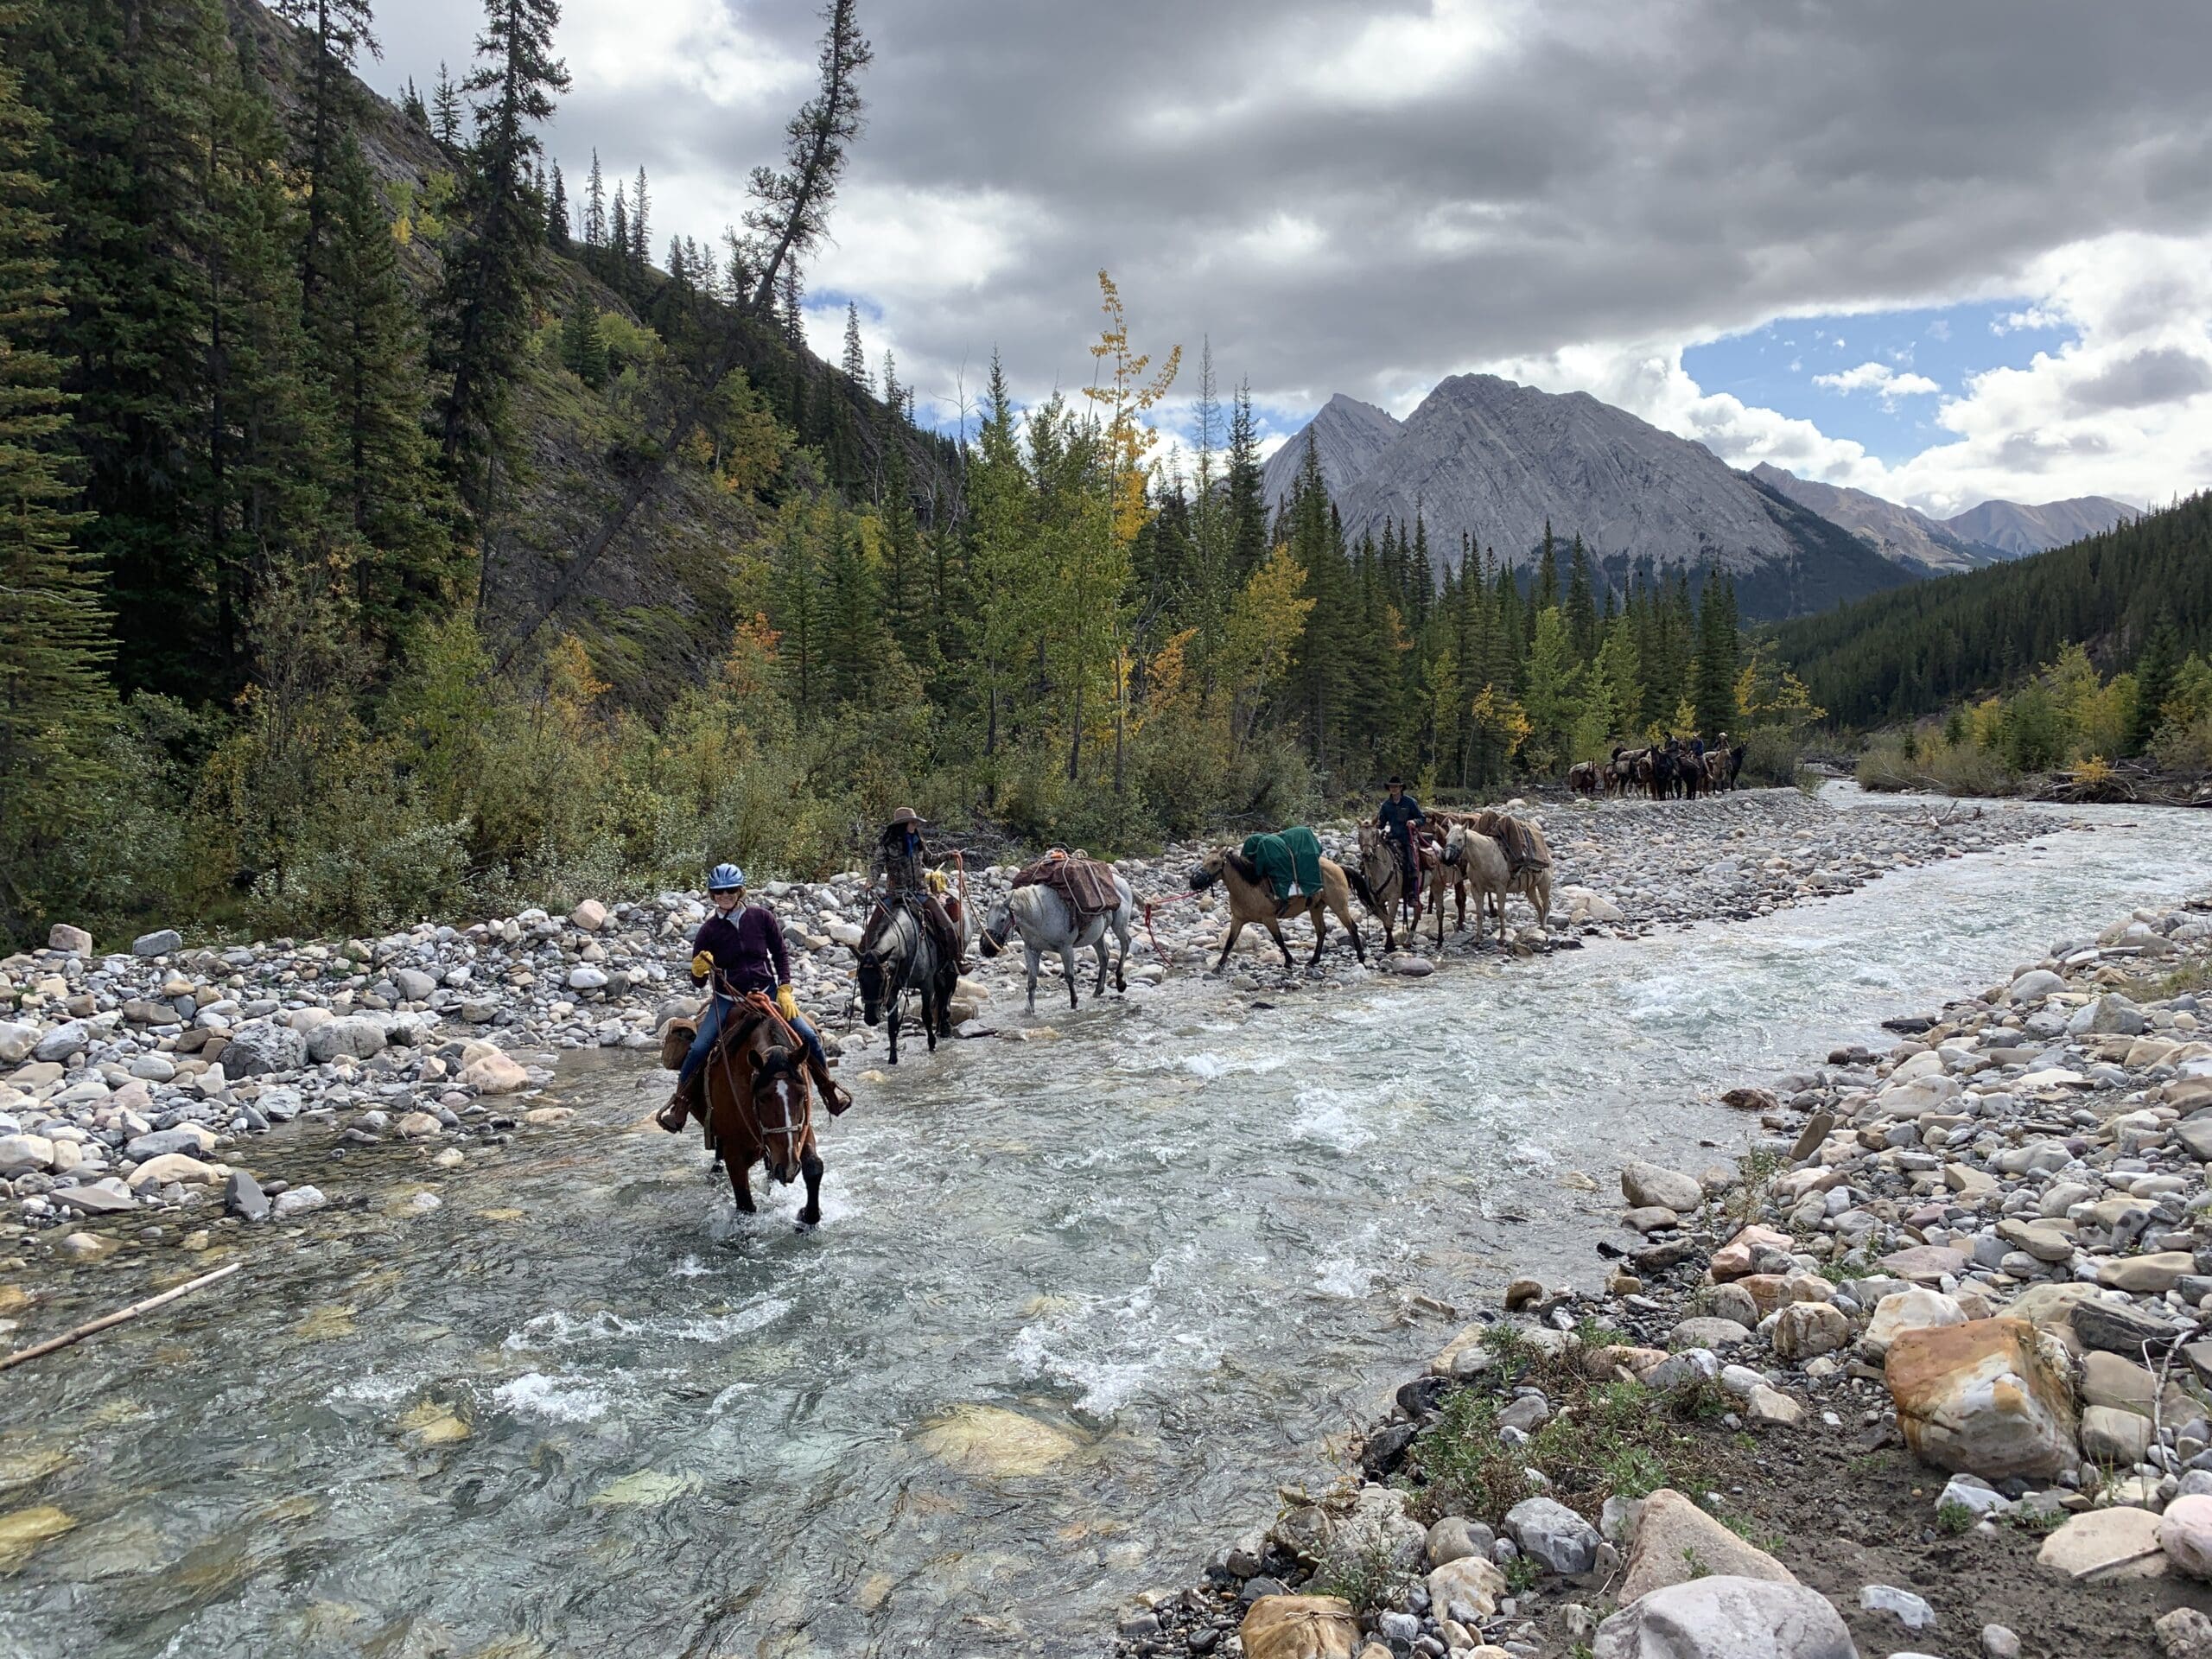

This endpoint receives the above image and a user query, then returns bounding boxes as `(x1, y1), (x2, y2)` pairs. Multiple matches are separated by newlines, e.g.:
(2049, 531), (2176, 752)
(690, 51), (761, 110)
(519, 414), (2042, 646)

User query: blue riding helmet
(708, 862), (746, 893)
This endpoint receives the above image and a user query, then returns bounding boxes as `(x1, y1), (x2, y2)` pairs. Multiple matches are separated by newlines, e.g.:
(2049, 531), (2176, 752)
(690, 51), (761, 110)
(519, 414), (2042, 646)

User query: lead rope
(1141, 888), (1198, 960)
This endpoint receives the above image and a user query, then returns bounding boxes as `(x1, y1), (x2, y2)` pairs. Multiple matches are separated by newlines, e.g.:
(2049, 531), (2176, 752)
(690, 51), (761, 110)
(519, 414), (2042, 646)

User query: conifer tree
(435, 0), (571, 515)
(1690, 575), (1740, 734)
(0, 6), (114, 936)
(583, 149), (604, 245)
(1565, 532), (1596, 661)
(273, 0), (378, 310)
(431, 60), (462, 147)
(743, 0), (871, 313)
(401, 76), (428, 128)
(818, 514), (886, 702)
(607, 181), (626, 264)
(558, 298), (607, 387)
(545, 160), (568, 245)
(840, 300), (870, 390)
(1225, 381), (1267, 583)
(630, 165), (649, 265)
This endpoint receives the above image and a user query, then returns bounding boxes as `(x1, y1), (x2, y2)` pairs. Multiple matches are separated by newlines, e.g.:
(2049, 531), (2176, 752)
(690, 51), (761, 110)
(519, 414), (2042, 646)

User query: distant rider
(659, 862), (851, 1133)
(873, 807), (965, 970)
(1376, 776), (1427, 895)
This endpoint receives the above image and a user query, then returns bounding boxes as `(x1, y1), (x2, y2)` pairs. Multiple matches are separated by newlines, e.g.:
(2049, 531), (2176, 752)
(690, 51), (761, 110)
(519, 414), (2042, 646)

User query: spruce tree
(0, 9), (114, 938)
(273, 0), (378, 311)
(607, 181), (626, 265)
(742, 0), (871, 313)
(841, 300), (870, 390)
(546, 160), (568, 245)
(431, 60), (462, 147)
(819, 514), (885, 702)
(1566, 533), (1597, 662)
(583, 149), (604, 245)
(1690, 575), (1739, 734)
(434, 0), (571, 517)
(2129, 613), (2180, 753)
(630, 164), (649, 266)
(1225, 381), (1267, 582)
(401, 76), (428, 129)
(558, 298), (607, 387)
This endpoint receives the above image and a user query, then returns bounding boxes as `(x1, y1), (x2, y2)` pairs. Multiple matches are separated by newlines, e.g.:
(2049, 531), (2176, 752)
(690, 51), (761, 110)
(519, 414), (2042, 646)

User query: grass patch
(1936, 1499), (1980, 1535)
(1306, 1536), (1410, 1615)
(1502, 1554), (1542, 1594)
(1405, 1373), (1718, 1529)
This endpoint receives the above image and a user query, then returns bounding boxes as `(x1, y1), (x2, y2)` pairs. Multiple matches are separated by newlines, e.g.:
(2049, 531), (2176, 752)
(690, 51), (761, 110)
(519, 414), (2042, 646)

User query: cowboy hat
(888, 806), (924, 826)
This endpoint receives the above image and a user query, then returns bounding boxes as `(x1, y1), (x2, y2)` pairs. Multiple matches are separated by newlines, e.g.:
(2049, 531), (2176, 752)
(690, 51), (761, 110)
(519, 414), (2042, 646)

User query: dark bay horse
(658, 997), (823, 1225)
(852, 898), (956, 1065)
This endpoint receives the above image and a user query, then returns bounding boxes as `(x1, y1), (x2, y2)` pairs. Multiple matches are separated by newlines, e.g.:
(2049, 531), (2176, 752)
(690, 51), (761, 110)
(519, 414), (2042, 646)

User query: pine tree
(401, 76), (428, 129)
(431, 60), (462, 147)
(583, 148), (604, 245)
(558, 298), (607, 387)
(840, 299), (870, 390)
(819, 514), (886, 702)
(2129, 612), (2180, 753)
(1565, 532), (1596, 662)
(0, 8), (114, 938)
(1690, 575), (1740, 735)
(1408, 512), (1433, 628)
(435, 0), (571, 517)
(273, 0), (378, 313)
(545, 160), (568, 245)
(607, 181), (626, 264)
(629, 164), (649, 266)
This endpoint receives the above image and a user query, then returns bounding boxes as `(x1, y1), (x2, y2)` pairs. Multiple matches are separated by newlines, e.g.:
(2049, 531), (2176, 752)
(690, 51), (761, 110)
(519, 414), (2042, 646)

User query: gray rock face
(1941, 494), (2139, 556)
(131, 929), (182, 957)
(1750, 463), (1993, 574)
(306, 1016), (388, 1065)
(33, 1021), (89, 1063)
(225, 1169), (270, 1222)
(1593, 1575), (1858, 1658)
(224, 1020), (308, 1077)
(1258, 392), (1403, 512)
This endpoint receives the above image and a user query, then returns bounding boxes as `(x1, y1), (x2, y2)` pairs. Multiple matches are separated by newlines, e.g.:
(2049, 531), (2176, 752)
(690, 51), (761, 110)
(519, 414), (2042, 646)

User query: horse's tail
(1347, 868), (1379, 914)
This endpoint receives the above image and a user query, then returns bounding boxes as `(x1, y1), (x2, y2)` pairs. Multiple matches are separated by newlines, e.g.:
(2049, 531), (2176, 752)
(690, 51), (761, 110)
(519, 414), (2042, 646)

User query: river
(6, 792), (2211, 1657)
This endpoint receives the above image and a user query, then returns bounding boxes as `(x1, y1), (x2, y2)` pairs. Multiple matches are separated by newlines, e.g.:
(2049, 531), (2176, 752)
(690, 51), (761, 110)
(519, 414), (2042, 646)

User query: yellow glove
(925, 868), (950, 894)
(690, 950), (714, 983)
(775, 984), (799, 1021)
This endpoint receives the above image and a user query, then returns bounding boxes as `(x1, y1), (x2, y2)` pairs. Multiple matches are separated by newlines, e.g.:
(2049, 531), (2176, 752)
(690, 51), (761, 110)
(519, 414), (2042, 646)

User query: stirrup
(657, 1092), (690, 1132)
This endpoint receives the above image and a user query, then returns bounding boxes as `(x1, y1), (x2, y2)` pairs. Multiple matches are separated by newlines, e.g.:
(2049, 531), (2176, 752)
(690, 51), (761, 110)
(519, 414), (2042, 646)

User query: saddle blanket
(1012, 851), (1121, 920)
(1243, 826), (1324, 898)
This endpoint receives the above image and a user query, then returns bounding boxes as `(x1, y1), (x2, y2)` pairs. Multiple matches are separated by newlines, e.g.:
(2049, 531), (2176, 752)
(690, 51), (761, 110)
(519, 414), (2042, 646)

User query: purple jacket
(692, 906), (789, 997)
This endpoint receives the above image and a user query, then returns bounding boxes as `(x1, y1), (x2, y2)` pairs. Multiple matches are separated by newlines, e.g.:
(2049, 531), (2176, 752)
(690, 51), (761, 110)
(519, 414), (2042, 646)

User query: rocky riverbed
(1122, 891), (2212, 1659)
(0, 790), (2057, 1287)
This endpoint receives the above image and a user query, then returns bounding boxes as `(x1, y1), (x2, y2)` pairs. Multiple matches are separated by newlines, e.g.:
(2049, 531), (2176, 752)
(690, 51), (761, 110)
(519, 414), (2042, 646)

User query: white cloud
(1812, 360), (1942, 404)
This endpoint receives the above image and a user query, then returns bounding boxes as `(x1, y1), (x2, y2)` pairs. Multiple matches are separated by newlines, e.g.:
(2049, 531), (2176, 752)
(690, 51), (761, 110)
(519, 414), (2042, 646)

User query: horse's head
(978, 899), (1013, 959)
(747, 1042), (810, 1184)
(658, 1016), (696, 1071)
(1443, 822), (1466, 864)
(1187, 849), (1225, 892)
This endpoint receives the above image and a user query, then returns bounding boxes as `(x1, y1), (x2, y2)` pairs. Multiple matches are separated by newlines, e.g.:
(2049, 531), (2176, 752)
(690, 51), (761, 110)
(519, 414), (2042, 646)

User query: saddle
(1012, 849), (1119, 922)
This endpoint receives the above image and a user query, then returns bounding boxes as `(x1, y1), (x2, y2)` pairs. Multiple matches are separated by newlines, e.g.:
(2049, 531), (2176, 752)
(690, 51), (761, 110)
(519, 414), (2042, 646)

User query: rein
(1141, 889), (1198, 959)
(707, 989), (812, 1176)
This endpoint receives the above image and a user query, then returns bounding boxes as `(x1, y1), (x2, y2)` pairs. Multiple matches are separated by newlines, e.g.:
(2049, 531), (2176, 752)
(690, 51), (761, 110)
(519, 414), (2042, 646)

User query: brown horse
(658, 998), (823, 1226)
(1567, 761), (1601, 795)
(1188, 845), (1364, 971)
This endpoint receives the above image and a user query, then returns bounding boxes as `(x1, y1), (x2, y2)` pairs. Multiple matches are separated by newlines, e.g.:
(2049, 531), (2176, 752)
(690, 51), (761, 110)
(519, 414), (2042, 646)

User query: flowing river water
(8, 793), (2212, 1658)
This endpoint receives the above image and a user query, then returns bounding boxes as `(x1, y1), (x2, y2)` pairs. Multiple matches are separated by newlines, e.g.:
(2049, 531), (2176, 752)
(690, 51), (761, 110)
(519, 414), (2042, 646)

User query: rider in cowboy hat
(874, 807), (965, 969)
(1376, 776), (1427, 896)
(660, 861), (852, 1133)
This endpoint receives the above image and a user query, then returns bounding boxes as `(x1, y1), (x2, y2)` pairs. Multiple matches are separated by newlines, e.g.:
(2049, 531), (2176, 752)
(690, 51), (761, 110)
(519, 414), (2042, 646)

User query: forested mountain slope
(1768, 493), (2212, 728)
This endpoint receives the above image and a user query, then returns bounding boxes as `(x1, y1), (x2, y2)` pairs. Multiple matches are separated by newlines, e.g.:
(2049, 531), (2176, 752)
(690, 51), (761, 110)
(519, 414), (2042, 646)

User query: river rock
(219, 1020), (305, 1079)
(567, 965), (608, 992)
(1623, 1160), (1704, 1214)
(33, 1021), (89, 1063)
(2008, 969), (2065, 1003)
(393, 969), (438, 1001)
(225, 1170), (270, 1222)
(51, 1182), (134, 1215)
(1240, 1595), (1359, 1659)
(2160, 1496), (2212, 1580)
(1770, 1301), (1848, 1360)
(459, 1052), (530, 1094)
(0, 1135), (54, 1178)
(1887, 1318), (2078, 1479)
(1859, 1583), (1936, 1630)
(1861, 1288), (1967, 1360)
(1505, 1496), (1601, 1574)
(271, 1185), (327, 1219)
(0, 1023), (34, 1065)
(2100, 1253), (2196, 1294)
(1592, 1575), (1857, 1659)
(126, 1152), (219, 1190)
(46, 924), (92, 955)
(1618, 1489), (1795, 1604)
(306, 1015), (388, 1064)
(2037, 1505), (2166, 1580)
(1427, 1554), (1509, 1624)
(1709, 1225), (1793, 1281)
(1426, 1516), (1494, 1568)
(570, 899), (608, 931)
(130, 929), (181, 957)
(124, 1126), (215, 1162)
(2156, 1608), (2212, 1659)
(2082, 1404), (2152, 1465)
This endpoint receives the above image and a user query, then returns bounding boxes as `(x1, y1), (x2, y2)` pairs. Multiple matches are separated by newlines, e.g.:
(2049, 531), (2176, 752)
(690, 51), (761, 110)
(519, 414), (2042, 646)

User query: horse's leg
(728, 1147), (757, 1214)
(1216, 918), (1243, 973)
(1338, 896), (1364, 963)
(1061, 938), (1080, 1010)
(887, 1003), (899, 1065)
(1265, 918), (1294, 969)
(1090, 934), (1109, 1000)
(797, 1147), (823, 1229)
(1111, 915), (1129, 993)
(1024, 942), (1041, 1013)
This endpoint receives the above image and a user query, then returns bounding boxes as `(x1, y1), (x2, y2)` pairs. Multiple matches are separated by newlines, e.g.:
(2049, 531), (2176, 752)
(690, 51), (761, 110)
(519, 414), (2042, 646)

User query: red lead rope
(1141, 889), (1200, 960)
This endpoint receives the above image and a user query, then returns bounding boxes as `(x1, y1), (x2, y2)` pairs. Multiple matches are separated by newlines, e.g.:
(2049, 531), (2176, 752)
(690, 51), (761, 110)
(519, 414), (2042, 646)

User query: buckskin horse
(1353, 820), (1423, 950)
(978, 867), (1135, 1014)
(658, 995), (823, 1225)
(850, 897), (957, 1065)
(1189, 844), (1364, 972)
(1435, 819), (1510, 947)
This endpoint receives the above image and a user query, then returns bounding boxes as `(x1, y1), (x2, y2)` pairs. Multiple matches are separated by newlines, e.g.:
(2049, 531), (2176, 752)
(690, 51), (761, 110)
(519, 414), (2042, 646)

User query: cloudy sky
(371, 0), (2212, 518)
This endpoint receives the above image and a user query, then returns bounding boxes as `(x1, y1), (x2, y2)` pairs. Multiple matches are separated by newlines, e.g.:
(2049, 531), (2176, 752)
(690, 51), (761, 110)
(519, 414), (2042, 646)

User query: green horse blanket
(1241, 826), (1324, 899)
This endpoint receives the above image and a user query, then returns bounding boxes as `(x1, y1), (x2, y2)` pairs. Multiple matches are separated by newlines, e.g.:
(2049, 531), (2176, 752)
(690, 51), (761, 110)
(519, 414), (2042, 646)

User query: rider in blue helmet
(660, 861), (851, 1132)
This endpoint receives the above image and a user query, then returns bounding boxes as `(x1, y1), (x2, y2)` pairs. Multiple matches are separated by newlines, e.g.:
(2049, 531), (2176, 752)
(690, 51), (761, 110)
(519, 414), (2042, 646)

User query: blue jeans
(678, 993), (828, 1091)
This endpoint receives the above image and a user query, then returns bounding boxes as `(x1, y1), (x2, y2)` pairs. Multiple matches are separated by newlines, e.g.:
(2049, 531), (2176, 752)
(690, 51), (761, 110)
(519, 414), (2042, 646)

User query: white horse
(978, 877), (1136, 1013)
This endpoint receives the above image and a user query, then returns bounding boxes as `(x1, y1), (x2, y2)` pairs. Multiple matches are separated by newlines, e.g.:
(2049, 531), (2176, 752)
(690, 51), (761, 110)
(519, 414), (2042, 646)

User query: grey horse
(977, 876), (1136, 1013)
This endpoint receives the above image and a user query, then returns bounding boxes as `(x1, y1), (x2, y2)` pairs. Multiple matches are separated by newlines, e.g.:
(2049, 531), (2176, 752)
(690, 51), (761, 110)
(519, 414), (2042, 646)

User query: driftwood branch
(0, 1261), (242, 1374)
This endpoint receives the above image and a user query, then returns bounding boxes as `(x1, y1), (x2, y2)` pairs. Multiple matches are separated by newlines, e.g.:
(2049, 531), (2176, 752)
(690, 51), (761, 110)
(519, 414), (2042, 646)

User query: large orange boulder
(1885, 1317), (2077, 1479)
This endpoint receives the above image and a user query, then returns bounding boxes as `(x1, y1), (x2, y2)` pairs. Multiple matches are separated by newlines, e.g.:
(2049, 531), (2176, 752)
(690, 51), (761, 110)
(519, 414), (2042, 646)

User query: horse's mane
(1224, 849), (1260, 885)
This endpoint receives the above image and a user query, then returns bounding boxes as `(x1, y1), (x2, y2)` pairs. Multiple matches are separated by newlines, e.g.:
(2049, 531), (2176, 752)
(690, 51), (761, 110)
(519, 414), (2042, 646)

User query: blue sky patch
(1681, 299), (2075, 466)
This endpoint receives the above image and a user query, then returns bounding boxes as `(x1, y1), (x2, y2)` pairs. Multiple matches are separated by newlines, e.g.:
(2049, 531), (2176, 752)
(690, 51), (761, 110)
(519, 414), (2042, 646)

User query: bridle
(704, 985), (814, 1182)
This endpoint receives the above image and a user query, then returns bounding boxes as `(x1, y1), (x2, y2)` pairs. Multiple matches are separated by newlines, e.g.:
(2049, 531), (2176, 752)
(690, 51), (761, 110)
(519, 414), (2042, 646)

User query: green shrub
(1738, 726), (1801, 786)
